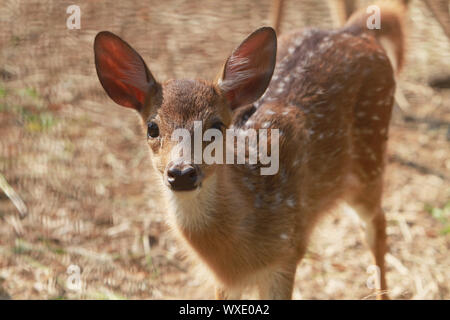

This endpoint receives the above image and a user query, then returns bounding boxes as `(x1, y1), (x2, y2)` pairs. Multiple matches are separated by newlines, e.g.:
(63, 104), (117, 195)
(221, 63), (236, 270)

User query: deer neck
(164, 165), (248, 235)
(163, 166), (253, 284)
(164, 171), (220, 232)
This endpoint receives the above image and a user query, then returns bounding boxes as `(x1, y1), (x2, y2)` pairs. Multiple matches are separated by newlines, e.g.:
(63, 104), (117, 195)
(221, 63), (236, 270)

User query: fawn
(94, 3), (405, 299)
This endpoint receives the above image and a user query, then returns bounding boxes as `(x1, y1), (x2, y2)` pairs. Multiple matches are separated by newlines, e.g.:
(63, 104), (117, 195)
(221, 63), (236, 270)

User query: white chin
(165, 185), (200, 198)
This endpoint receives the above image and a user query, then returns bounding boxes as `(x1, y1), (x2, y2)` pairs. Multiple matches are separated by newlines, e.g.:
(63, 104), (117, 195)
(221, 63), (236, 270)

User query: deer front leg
(257, 263), (298, 300)
(215, 286), (242, 300)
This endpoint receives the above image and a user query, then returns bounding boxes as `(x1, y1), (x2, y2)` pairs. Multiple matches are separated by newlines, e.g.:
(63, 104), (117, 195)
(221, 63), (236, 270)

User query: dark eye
(147, 122), (159, 138)
(210, 121), (224, 131)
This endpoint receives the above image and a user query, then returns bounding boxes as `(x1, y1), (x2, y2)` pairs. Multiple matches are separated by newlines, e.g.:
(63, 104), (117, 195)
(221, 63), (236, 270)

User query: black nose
(167, 165), (198, 191)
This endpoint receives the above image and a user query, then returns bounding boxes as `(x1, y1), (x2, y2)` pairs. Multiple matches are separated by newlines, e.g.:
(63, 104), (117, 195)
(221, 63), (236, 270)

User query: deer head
(94, 28), (277, 192)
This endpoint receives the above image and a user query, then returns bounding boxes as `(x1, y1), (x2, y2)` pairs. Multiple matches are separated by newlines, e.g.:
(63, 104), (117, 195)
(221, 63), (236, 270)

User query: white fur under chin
(163, 173), (218, 231)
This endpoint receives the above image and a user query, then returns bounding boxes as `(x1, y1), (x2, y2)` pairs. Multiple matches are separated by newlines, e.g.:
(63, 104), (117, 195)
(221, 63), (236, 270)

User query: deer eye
(210, 121), (224, 131)
(147, 122), (159, 138)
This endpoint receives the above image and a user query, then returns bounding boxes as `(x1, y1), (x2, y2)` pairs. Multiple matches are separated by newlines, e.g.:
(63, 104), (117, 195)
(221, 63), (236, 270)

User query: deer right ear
(217, 27), (277, 110)
(94, 31), (159, 112)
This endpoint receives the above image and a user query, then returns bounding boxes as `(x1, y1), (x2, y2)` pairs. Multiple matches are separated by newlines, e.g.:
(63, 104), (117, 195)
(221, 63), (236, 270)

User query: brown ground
(0, 0), (449, 299)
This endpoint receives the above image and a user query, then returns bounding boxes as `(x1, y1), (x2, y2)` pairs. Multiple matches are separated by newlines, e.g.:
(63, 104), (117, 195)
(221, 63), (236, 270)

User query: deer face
(145, 79), (231, 191)
(94, 28), (276, 192)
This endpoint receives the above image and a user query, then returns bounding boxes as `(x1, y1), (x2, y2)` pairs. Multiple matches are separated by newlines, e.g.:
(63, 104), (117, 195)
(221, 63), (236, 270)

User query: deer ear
(94, 31), (158, 111)
(217, 27), (277, 110)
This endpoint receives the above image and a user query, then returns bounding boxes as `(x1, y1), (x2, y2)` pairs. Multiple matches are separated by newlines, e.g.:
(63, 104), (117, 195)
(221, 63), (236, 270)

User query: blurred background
(0, 0), (449, 299)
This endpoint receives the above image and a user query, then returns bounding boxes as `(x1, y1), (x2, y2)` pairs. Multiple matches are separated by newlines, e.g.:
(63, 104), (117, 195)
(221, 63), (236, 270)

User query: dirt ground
(0, 0), (449, 299)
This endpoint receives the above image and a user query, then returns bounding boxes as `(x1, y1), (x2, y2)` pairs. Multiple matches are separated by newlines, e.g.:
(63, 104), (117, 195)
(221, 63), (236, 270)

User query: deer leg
(215, 286), (242, 300)
(348, 194), (389, 300)
(258, 266), (297, 300)
(365, 210), (389, 300)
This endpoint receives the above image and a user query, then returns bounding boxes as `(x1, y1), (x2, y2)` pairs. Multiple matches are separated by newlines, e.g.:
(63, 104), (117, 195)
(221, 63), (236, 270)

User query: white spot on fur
(242, 176), (255, 191)
(286, 196), (296, 208)
(261, 121), (271, 129)
(294, 37), (303, 46)
(245, 119), (255, 127)
(295, 65), (305, 74)
(280, 233), (289, 240)
(254, 193), (263, 208)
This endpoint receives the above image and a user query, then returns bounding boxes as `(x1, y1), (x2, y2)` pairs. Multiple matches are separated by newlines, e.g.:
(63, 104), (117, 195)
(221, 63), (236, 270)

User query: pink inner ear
(95, 32), (153, 111)
(221, 27), (277, 109)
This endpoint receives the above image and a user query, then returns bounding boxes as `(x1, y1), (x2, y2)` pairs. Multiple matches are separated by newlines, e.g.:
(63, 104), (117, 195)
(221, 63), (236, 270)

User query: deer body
(166, 28), (395, 299)
(94, 4), (404, 299)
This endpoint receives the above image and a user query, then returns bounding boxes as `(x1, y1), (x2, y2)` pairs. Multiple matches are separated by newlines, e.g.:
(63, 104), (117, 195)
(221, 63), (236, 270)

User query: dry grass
(0, 0), (449, 299)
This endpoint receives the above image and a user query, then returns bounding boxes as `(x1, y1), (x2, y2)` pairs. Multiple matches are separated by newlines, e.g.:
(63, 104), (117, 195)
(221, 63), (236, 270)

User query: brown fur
(147, 28), (396, 299)
(94, 4), (405, 299)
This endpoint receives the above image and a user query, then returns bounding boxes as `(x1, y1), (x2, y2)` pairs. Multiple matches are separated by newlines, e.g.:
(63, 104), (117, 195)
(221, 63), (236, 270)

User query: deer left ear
(217, 27), (277, 110)
(94, 31), (159, 112)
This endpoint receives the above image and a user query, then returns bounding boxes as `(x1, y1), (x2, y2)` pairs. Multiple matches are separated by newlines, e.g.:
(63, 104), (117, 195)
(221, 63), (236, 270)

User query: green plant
(18, 87), (39, 100)
(24, 112), (57, 132)
(0, 86), (6, 111)
(0, 86), (6, 98)
(425, 201), (450, 235)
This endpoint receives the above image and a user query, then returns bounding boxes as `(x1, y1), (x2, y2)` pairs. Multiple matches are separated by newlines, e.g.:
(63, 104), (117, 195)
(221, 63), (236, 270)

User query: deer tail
(345, 1), (407, 73)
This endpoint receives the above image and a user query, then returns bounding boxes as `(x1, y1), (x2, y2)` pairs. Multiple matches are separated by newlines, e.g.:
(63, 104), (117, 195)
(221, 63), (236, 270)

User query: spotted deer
(94, 3), (405, 299)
